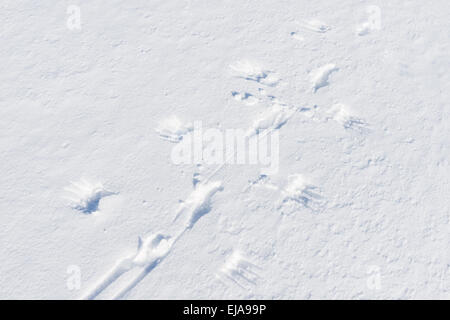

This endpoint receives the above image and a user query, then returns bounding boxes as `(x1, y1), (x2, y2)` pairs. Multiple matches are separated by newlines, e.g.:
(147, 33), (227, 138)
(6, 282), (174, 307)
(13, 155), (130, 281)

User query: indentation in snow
(64, 179), (116, 214)
(81, 179), (223, 300)
(243, 174), (279, 192)
(356, 22), (372, 36)
(216, 251), (261, 289)
(299, 19), (331, 33)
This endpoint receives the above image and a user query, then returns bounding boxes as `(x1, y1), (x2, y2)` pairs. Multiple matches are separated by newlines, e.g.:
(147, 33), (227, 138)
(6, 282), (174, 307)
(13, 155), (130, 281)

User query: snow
(155, 116), (193, 143)
(0, 1), (449, 299)
(216, 250), (262, 289)
(310, 63), (339, 92)
(64, 179), (116, 214)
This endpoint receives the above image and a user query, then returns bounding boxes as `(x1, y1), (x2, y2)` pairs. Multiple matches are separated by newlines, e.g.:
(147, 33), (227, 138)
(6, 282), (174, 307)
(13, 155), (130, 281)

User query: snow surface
(0, 0), (449, 299)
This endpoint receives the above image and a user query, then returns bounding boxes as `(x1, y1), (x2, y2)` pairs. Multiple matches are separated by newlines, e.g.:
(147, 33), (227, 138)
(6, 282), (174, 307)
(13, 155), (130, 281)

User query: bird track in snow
(326, 103), (369, 132)
(81, 180), (223, 300)
(280, 174), (323, 209)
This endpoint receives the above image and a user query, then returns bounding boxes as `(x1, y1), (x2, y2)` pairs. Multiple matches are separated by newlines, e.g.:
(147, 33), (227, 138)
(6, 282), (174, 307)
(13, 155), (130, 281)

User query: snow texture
(0, 1), (449, 300)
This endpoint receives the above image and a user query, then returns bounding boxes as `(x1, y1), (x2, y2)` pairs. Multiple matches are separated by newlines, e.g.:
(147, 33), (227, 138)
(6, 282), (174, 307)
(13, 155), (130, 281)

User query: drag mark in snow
(216, 251), (261, 289)
(310, 63), (338, 92)
(81, 180), (223, 300)
(64, 179), (116, 214)
(82, 233), (173, 300)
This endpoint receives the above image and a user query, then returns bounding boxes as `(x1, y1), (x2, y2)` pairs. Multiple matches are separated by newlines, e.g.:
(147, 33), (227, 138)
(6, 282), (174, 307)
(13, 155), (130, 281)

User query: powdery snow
(1, 1), (449, 300)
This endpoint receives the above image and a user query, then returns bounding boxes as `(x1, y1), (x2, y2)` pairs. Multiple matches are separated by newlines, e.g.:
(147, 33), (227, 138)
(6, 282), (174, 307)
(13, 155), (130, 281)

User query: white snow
(1, 1), (449, 300)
